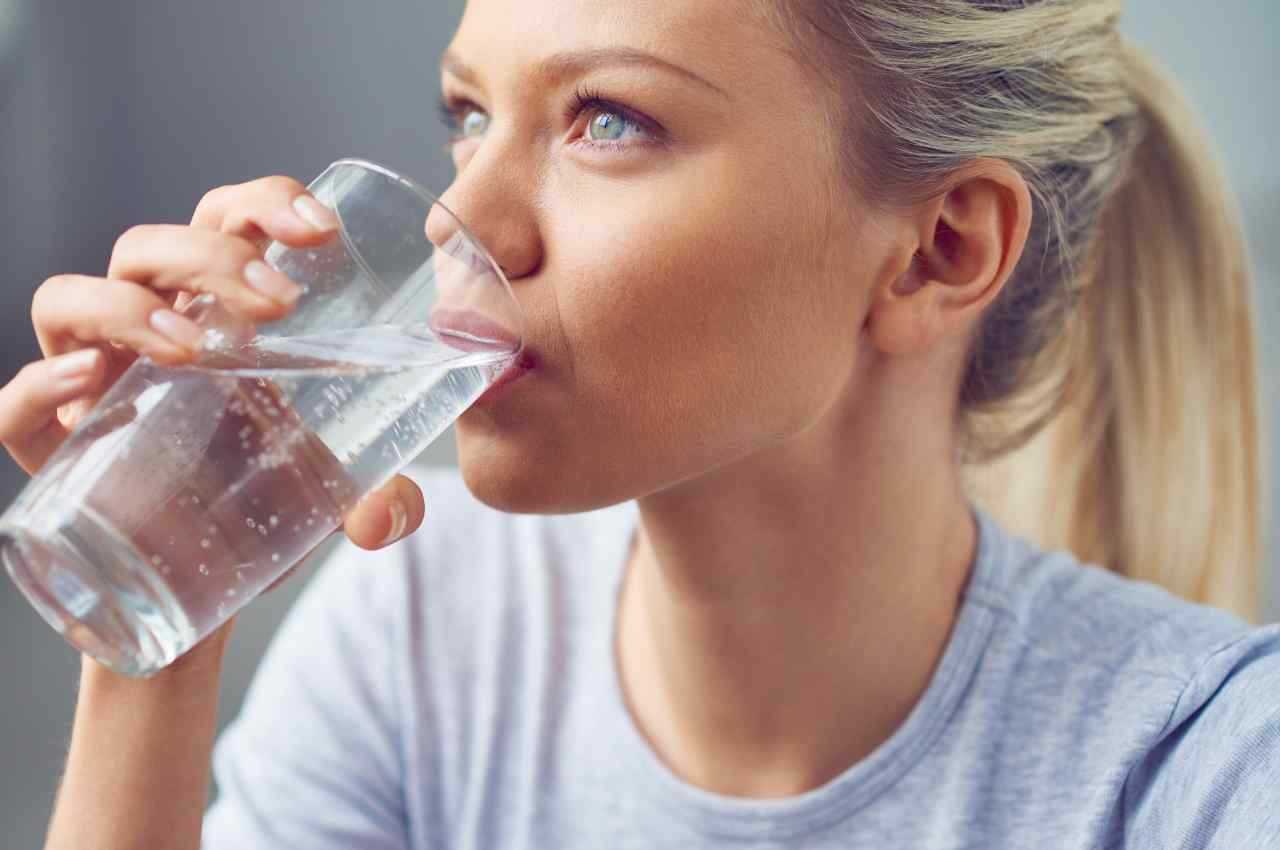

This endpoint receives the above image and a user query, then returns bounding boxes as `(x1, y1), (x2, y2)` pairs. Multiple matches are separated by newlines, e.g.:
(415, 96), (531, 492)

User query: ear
(867, 159), (1032, 357)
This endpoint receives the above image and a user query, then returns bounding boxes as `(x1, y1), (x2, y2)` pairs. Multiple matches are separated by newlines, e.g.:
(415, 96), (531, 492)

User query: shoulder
(1121, 625), (1280, 846)
(970, 509), (1262, 686)
(963, 512), (1280, 843)
(963, 510), (1277, 773)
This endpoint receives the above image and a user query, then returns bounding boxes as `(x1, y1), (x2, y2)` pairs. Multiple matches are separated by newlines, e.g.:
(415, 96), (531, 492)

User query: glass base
(0, 509), (189, 677)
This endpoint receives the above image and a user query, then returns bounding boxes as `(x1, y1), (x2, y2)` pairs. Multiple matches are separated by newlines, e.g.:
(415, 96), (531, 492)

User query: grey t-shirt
(204, 466), (1280, 848)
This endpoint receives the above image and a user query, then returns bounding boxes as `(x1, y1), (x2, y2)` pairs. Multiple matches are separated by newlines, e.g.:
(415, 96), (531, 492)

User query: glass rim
(321, 157), (522, 337)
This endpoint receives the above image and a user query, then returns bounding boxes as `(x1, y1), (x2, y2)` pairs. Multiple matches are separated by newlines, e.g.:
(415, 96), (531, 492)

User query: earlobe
(867, 253), (943, 357)
(868, 278), (943, 357)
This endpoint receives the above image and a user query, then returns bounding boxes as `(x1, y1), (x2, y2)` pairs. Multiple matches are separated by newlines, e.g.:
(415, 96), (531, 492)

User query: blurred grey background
(0, 1), (1275, 846)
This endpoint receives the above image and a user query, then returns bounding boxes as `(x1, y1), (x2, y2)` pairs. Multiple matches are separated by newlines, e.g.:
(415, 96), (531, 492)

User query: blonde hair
(768, 0), (1267, 620)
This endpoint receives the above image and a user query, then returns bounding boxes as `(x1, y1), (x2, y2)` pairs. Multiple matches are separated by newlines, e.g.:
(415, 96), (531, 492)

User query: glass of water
(0, 158), (525, 677)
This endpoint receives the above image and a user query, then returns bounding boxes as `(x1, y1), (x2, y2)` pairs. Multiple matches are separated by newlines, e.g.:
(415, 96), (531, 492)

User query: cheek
(548, 164), (853, 454)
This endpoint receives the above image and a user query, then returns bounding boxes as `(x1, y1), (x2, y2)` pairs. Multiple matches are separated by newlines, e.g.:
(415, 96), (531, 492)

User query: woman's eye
(437, 97), (488, 148)
(437, 91), (662, 154)
(460, 109), (489, 138)
(586, 110), (637, 143)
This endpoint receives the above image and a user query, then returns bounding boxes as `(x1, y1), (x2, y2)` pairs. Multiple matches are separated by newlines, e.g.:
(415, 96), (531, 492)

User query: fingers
(107, 225), (303, 319)
(31, 274), (210, 365)
(343, 475), (426, 551)
(190, 175), (340, 248)
(0, 349), (106, 473)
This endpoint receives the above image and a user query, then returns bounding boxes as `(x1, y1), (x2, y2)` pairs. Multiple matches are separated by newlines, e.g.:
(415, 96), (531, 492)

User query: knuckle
(194, 185), (232, 217)
(14, 360), (43, 387)
(257, 174), (306, 199)
(31, 274), (68, 321)
(111, 223), (157, 259)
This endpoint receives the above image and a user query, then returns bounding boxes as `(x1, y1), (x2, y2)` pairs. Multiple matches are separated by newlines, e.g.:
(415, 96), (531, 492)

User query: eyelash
(435, 85), (663, 154)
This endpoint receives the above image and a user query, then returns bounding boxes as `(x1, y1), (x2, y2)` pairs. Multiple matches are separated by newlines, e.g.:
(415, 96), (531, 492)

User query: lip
(475, 356), (533, 404)
(428, 307), (523, 354)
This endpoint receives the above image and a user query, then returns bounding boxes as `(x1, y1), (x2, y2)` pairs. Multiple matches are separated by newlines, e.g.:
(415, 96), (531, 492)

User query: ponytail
(965, 39), (1266, 622)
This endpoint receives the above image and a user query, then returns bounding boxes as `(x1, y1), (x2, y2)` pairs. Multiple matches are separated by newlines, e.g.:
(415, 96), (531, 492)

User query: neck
(614, 369), (978, 798)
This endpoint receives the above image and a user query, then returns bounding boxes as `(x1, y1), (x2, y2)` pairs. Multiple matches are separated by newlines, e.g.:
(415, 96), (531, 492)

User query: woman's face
(442, 0), (897, 512)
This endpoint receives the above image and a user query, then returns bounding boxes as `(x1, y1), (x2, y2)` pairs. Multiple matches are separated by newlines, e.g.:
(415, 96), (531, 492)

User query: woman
(8, 0), (1273, 847)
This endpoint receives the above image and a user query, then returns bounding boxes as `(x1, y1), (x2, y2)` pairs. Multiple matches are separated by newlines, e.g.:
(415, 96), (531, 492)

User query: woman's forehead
(444, 0), (812, 119)
(447, 0), (789, 79)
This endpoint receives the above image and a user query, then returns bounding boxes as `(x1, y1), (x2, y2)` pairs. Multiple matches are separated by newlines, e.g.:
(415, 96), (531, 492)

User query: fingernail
(380, 499), (408, 547)
(244, 260), (303, 305)
(51, 349), (102, 381)
(149, 309), (206, 349)
(292, 194), (339, 231)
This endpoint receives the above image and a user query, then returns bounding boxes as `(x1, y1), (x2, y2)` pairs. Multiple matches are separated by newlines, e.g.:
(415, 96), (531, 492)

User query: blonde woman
(5, 0), (1273, 847)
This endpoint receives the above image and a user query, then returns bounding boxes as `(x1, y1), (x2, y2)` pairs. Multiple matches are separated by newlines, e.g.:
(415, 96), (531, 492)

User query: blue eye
(588, 111), (628, 142)
(567, 87), (660, 150)
(437, 96), (487, 148)
(437, 87), (665, 155)
(460, 109), (489, 138)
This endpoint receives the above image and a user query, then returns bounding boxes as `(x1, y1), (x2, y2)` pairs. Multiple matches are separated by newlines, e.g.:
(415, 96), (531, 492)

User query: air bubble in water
(269, 515), (279, 527)
(271, 553), (280, 563)
(225, 588), (235, 598)
(246, 518), (256, 529)
(199, 564), (210, 575)
(200, 538), (211, 549)
(151, 555), (162, 565)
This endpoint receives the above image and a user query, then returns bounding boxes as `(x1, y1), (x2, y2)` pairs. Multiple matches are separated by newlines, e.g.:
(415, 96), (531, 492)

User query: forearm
(44, 630), (232, 850)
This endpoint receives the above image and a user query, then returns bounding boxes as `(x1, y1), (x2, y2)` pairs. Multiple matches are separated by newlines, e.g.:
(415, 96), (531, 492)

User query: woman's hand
(0, 178), (436, 850)
(0, 175), (427, 591)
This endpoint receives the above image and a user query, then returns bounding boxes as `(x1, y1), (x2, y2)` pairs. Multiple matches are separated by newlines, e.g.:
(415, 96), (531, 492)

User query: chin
(454, 426), (632, 515)
(455, 424), (567, 514)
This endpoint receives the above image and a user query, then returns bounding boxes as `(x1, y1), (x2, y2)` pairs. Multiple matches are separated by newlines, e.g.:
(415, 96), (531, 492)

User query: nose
(424, 151), (543, 284)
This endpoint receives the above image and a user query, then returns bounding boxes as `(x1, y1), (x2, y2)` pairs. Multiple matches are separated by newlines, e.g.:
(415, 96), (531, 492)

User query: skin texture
(441, 0), (1031, 795)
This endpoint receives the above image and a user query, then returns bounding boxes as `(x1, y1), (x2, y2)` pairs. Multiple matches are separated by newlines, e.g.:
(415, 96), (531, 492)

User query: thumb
(342, 474), (426, 551)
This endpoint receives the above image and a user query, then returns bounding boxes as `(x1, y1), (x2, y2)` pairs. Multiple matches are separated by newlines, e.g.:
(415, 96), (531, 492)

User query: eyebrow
(440, 46), (730, 101)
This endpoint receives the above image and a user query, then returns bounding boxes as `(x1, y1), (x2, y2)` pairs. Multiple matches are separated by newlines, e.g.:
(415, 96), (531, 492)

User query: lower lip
(474, 357), (533, 404)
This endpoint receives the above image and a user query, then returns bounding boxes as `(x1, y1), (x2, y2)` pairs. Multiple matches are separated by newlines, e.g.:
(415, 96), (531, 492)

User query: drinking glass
(0, 158), (524, 676)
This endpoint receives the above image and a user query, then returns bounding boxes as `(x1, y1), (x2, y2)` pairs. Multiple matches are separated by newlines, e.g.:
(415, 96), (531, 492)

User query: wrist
(79, 617), (234, 693)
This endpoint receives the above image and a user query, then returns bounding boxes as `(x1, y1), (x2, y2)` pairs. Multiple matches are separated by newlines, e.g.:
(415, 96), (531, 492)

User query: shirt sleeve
(1123, 625), (1280, 849)
(202, 539), (409, 849)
